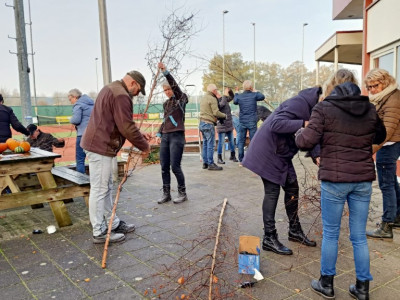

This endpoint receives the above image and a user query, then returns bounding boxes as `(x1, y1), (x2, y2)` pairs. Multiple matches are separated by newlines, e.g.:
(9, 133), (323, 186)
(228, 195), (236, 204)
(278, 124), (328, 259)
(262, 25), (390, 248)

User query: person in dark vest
(156, 62), (189, 204)
(296, 81), (386, 300)
(26, 124), (65, 152)
(0, 94), (30, 142)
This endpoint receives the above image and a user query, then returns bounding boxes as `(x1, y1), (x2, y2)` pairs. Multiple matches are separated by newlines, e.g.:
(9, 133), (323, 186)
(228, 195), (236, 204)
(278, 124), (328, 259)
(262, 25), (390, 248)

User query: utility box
(238, 235), (260, 274)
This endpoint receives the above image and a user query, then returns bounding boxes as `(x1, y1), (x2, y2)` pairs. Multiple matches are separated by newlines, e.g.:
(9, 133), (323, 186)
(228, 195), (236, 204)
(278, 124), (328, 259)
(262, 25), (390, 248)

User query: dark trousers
(261, 177), (299, 232)
(160, 131), (185, 187)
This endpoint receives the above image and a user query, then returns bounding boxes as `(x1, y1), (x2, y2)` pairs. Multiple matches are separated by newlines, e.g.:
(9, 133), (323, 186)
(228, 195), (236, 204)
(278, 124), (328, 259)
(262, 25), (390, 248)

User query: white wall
(367, 0), (400, 53)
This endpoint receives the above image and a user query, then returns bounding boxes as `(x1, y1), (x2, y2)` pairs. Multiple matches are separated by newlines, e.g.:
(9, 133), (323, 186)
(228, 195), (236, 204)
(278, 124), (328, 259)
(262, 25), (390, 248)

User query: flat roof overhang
(333, 0), (363, 20)
(315, 30), (363, 65)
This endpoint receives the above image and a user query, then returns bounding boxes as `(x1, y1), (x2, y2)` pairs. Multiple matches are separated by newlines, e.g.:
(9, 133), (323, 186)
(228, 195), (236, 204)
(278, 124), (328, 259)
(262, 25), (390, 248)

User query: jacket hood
(325, 82), (371, 116)
(76, 94), (94, 107)
(298, 87), (322, 110)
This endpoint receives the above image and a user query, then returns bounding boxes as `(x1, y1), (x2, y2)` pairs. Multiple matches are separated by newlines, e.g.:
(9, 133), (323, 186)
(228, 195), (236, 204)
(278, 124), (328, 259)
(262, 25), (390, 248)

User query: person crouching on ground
(156, 62), (189, 204)
(27, 124), (65, 152)
(242, 87), (320, 255)
(216, 87), (238, 164)
(81, 70), (150, 244)
(199, 84), (226, 171)
(364, 69), (400, 240)
(296, 82), (386, 300)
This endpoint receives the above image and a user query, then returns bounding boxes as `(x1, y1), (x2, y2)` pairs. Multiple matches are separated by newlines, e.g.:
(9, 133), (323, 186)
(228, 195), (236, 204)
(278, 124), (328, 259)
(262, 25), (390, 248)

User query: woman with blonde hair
(365, 68), (400, 239)
(321, 68), (358, 100)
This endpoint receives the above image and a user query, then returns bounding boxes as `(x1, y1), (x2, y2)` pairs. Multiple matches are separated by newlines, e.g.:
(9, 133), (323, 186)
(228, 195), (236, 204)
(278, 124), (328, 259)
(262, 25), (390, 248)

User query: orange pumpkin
(0, 142), (8, 153)
(19, 141), (31, 152)
(6, 138), (20, 151)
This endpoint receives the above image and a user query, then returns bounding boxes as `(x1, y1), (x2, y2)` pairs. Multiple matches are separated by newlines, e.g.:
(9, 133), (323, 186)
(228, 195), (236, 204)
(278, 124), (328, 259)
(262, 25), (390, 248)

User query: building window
(376, 52), (394, 75)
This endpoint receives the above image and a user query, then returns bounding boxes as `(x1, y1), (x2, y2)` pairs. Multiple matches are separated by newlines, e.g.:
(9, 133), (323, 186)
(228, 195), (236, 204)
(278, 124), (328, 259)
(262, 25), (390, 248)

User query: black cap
(126, 70), (146, 95)
(27, 124), (37, 135)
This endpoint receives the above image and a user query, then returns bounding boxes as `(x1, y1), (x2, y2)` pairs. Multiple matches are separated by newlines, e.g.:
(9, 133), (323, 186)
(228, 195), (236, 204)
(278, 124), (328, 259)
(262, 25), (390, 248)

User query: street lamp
(251, 22), (256, 90)
(301, 22), (308, 90)
(222, 10), (229, 91)
(95, 57), (99, 93)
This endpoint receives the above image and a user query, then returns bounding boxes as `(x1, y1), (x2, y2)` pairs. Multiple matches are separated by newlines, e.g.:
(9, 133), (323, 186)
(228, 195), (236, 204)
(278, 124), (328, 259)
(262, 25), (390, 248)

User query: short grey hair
(207, 84), (217, 92)
(161, 80), (170, 89)
(243, 80), (252, 90)
(68, 88), (82, 98)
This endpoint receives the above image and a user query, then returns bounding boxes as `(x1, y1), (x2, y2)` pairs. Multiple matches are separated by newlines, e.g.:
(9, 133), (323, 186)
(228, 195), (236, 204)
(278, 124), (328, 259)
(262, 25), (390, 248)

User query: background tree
(202, 52), (251, 91)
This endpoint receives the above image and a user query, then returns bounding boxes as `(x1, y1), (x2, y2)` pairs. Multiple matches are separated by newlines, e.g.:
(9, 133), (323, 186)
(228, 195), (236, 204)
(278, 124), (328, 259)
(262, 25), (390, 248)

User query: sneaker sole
(173, 199), (187, 204)
(93, 235), (126, 244)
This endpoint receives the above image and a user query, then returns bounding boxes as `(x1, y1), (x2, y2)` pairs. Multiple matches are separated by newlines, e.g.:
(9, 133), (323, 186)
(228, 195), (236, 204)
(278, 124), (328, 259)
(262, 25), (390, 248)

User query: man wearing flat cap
(81, 70), (150, 244)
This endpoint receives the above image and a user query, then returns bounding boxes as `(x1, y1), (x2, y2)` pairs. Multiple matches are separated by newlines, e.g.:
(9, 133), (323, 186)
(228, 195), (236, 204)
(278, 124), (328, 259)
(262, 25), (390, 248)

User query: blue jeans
(76, 136), (86, 174)
(238, 121), (257, 162)
(160, 131), (185, 187)
(217, 131), (235, 155)
(199, 121), (215, 164)
(376, 142), (400, 222)
(320, 181), (373, 281)
(232, 115), (241, 148)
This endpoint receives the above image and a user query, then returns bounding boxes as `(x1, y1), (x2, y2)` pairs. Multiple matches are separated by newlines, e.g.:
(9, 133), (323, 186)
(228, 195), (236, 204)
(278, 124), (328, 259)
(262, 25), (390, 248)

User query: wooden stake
(208, 198), (228, 300)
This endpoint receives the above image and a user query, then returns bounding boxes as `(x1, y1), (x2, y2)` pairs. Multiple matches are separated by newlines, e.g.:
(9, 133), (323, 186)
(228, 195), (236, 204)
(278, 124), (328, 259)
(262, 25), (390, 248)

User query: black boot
(217, 154), (225, 164)
(349, 279), (369, 300)
(229, 151), (238, 162)
(262, 229), (293, 255)
(289, 223), (317, 247)
(208, 163), (223, 171)
(157, 185), (171, 204)
(366, 221), (393, 239)
(311, 275), (335, 299)
(173, 186), (188, 204)
(202, 163), (208, 169)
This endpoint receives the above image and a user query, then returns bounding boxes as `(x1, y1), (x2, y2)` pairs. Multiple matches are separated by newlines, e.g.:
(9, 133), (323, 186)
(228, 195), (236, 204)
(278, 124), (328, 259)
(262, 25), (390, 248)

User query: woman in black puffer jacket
(296, 82), (386, 300)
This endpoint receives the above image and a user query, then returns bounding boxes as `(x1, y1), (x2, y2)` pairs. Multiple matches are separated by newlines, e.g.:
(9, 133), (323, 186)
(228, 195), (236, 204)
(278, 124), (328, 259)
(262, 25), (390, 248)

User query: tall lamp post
(300, 22), (308, 90)
(251, 22), (256, 89)
(95, 57), (99, 93)
(222, 10), (229, 91)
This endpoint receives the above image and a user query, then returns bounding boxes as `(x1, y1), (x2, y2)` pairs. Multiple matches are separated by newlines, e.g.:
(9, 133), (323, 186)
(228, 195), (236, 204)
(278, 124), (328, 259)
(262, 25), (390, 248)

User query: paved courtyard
(1, 154), (400, 299)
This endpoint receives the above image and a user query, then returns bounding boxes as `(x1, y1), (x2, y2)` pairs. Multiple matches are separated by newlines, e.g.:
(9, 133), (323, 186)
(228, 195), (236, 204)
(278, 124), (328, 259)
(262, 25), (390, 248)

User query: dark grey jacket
(296, 82), (386, 183)
(216, 95), (234, 133)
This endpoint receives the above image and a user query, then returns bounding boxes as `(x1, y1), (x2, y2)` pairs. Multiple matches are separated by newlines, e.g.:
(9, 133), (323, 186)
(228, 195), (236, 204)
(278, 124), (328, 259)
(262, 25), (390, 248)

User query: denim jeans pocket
(321, 181), (348, 199)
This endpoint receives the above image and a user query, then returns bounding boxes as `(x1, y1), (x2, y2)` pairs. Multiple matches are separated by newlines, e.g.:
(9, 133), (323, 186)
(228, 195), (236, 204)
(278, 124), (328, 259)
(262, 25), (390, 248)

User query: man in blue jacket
(233, 80), (265, 162)
(68, 89), (94, 173)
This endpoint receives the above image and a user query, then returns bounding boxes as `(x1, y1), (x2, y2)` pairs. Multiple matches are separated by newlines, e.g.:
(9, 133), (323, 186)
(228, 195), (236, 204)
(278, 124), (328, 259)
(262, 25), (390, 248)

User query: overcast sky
(0, 0), (363, 97)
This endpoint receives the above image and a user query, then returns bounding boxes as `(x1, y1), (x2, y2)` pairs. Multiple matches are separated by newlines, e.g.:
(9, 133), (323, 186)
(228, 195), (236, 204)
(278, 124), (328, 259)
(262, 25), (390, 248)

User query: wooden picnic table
(0, 147), (89, 227)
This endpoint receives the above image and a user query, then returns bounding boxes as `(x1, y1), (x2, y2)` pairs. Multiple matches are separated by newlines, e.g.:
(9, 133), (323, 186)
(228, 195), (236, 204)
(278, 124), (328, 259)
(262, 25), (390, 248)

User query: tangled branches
(143, 200), (254, 299)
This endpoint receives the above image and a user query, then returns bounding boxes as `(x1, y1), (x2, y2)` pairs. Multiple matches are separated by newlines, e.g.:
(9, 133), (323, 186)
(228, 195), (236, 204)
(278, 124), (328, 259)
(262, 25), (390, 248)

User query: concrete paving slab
(1, 155), (400, 299)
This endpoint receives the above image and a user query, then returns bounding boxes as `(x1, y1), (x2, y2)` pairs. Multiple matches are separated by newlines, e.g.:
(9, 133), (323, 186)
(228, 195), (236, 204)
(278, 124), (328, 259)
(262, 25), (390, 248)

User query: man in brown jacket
(81, 70), (150, 244)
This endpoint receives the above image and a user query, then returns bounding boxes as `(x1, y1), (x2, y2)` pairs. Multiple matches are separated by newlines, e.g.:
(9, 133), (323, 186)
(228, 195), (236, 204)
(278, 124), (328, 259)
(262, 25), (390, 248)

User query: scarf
(369, 83), (398, 106)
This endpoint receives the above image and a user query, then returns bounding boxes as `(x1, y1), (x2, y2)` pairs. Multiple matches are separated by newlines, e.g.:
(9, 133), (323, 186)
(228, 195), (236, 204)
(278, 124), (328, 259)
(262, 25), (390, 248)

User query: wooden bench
(51, 167), (90, 207)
